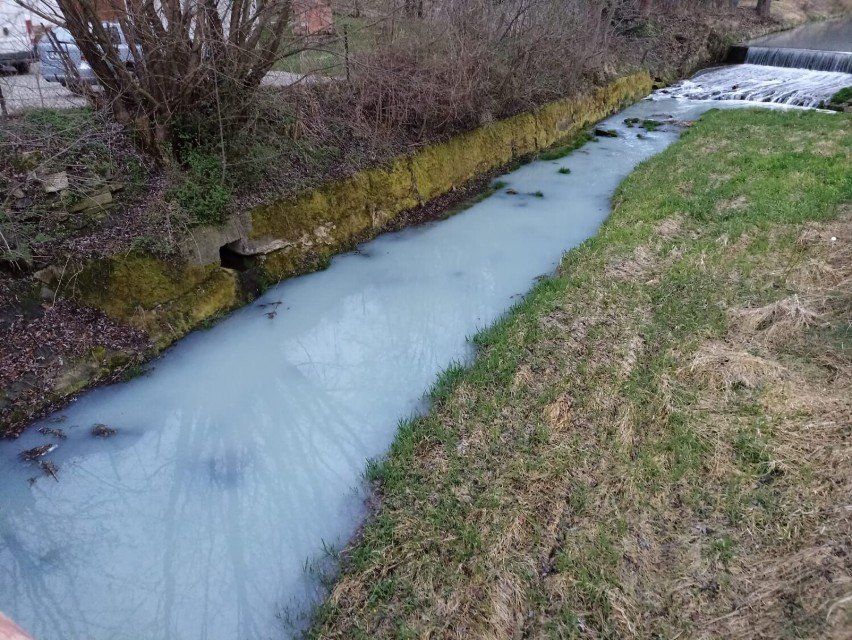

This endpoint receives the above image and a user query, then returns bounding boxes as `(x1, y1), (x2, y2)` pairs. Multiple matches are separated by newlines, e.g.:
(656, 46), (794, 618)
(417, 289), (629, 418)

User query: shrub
(166, 152), (232, 226)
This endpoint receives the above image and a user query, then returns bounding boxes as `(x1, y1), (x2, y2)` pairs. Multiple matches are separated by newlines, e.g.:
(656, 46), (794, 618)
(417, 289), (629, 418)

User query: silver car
(37, 22), (134, 88)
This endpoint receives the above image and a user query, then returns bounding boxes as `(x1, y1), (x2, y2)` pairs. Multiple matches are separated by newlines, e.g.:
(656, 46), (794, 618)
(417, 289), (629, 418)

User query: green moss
(252, 156), (415, 242)
(540, 133), (593, 161)
(830, 87), (852, 105)
(75, 252), (239, 347)
(411, 124), (513, 202)
(261, 245), (339, 282)
(142, 267), (240, 348)
(76, 253), (216, 317)
(503, 112), (540, 157)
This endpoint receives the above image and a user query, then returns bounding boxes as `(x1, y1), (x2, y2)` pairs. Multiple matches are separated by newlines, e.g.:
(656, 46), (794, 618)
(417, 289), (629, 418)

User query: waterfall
(746, 46), (852, 73)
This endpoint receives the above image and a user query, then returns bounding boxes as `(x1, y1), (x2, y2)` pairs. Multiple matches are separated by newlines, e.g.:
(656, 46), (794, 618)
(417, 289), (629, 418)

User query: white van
(0, 0), (35, 73)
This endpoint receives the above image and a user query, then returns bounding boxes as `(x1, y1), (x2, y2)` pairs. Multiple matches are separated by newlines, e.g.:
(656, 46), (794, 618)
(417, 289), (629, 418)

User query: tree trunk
(756, 0), (771, 18)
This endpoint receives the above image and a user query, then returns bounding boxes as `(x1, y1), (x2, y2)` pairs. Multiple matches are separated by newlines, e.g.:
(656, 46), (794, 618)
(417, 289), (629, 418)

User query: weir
(745, 46), (852, 73)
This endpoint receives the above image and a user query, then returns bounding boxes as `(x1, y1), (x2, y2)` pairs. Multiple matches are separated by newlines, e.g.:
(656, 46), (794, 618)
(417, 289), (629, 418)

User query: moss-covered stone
(252, 156), (416, 241)
(75, 252), (240, 348)
(411, 124), (515, 201)
(134, 266), (240, 349)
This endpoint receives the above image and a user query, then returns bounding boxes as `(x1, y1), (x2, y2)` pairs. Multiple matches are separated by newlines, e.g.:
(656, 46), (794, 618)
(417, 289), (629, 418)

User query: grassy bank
(311, 108), (852, 638)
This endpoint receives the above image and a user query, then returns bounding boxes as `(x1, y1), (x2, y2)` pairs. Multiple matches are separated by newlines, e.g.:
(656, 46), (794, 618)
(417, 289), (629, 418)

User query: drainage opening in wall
(219, 242), (265, 298)
(219, 243), (254, 271)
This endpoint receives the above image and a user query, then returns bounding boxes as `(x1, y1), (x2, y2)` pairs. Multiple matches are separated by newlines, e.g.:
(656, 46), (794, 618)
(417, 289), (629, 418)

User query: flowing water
(745, 46), (852, 73)
(1, 39), (850, 640)
(658, 63), (851, 107)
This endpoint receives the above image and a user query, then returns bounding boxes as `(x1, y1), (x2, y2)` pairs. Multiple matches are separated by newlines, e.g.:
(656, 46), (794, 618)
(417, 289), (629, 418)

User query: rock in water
(594, 128), (619, 137)
(92, 423), (117, 438)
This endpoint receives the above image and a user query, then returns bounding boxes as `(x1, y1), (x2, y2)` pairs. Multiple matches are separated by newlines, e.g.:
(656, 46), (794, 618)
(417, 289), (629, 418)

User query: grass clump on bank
(539, 133), (594, 161)
(830, 86), (852, 105)
(310, 108), (852, 639)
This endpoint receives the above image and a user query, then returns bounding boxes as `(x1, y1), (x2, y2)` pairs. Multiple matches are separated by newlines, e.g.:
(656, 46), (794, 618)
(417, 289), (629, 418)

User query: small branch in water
(259, 301), (283, 320)
(40, 460), (59, 482)
(92, 423), (117, 438)
(38, 427), (67, 440)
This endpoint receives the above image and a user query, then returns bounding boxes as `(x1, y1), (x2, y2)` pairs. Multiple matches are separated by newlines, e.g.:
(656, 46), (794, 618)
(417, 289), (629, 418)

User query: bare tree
(756, 0), (771, 17)
(18, 0), (294, 162)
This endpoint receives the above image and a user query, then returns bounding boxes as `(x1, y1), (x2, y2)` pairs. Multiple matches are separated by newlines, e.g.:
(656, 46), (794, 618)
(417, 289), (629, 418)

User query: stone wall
(72, 71), (653, 349)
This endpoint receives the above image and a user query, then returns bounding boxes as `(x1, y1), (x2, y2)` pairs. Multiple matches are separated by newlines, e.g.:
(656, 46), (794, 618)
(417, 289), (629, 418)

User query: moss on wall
(74, 252), (240, 349)
(254, 71), (652, 281)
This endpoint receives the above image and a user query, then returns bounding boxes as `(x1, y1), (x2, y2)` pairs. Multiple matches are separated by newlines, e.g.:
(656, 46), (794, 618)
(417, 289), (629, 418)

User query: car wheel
(14, 63), (29, 74)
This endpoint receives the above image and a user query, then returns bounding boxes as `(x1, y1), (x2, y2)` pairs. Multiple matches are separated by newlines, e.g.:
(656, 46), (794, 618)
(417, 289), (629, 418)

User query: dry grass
(656, 216), (684, 239)
(748, 0), (852, 24)
(688, 341), (788, 389)
(715, 195), (750, 214)
(604, 245), (657, 281)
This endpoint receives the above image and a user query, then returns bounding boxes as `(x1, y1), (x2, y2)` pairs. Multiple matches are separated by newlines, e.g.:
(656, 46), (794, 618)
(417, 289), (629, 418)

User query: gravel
(0, 64), (88, 113)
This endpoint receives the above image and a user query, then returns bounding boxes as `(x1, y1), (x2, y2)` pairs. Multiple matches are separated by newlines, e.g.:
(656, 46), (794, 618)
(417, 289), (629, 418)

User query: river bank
(311, 107), (852, 639)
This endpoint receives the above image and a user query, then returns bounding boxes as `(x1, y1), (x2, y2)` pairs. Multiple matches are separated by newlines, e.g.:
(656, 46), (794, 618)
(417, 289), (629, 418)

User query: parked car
(37, 22), (135, 87)
(0, 0), (35, 74)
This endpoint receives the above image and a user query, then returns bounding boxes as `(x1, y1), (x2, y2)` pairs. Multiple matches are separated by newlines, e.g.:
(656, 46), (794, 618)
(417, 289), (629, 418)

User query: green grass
(309, 109), (852, 639)
(538, 133), (593, 160)
(120, 363), (147, 382)
(830, 86), (852, 104)
(557, 167), (571, 175)
(166, 150), (232, 225)
(274, 15), (378, 76)
(18, 107), (98, 138)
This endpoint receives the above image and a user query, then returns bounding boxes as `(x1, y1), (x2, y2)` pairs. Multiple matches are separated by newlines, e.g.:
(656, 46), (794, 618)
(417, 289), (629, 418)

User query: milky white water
(0, 64), (844, 639)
